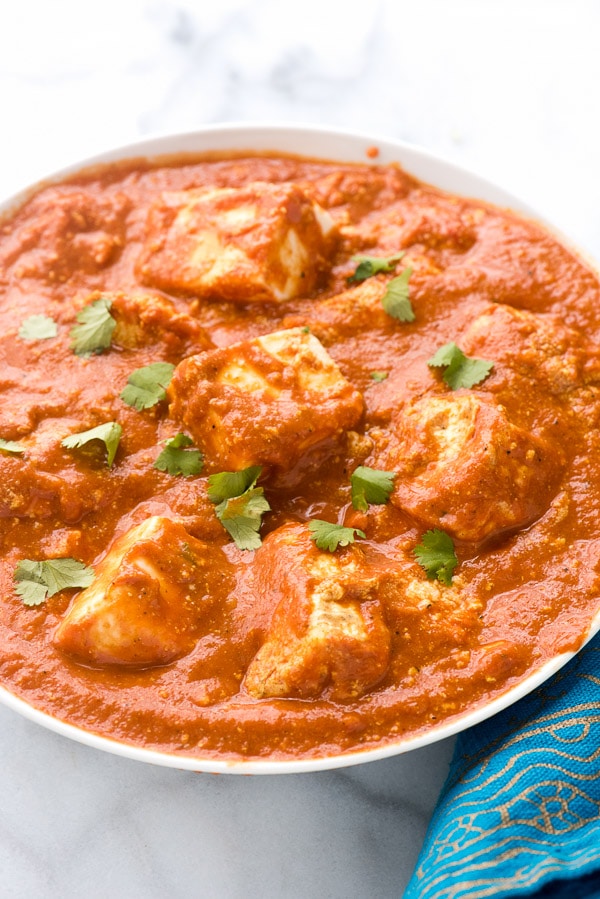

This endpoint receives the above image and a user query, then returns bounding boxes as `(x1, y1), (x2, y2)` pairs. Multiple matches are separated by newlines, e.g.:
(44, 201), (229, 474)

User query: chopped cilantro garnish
(14, 557), (95, 607)
(308, 519), (366, 552)
(370, 371), (389, 383)
(120, 362), (176, 410)
(0, 438), (25, 455)
(70, 297), (116, 356)
(348, 252), (405, 283)
(207, 466), (263, 504)
(350, 466), (396, 512)
(414, 529), (458, 586)
(154, 433), (203, 477)
(19, 314), (58, 341)
(217, 491), (271, 551)
(207, 466), (270, 551)
(428, 342), (494, 390)
(61, 421), (122, 468)
(381, 267), (415, 322)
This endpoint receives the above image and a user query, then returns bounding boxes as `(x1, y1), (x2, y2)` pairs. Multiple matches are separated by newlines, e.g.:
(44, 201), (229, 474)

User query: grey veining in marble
(1, 1), (600, 896)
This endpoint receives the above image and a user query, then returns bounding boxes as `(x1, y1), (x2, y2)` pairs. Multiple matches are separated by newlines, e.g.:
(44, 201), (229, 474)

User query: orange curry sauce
(1, 152), (599, 760)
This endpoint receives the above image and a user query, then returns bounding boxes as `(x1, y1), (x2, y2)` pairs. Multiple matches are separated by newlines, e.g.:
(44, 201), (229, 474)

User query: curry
(0, 150), (599, 761)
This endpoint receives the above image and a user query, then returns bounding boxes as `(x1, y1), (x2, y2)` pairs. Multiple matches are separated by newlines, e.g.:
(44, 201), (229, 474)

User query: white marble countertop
(1, 1), (599, 896)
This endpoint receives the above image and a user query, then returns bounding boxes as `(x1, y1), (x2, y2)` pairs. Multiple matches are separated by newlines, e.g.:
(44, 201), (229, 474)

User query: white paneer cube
(54, 516), (228, 668)
(244, 524), (391, 701)
(168, 327), (364, 473)
(136, 181), (336, 304)
(106, 290), (212, 353)
(369, 394), (564, 542)
(461, 303), (585, 396)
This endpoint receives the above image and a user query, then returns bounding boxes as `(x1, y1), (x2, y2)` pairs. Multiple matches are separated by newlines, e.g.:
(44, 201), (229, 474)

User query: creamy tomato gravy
(1, 151), (600, 761)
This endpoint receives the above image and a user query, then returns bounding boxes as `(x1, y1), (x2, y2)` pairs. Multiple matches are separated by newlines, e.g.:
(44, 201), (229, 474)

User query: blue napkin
(404, 632), (600, 898)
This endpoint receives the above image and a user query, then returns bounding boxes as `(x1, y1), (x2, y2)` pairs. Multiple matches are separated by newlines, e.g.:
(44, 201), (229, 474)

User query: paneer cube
(0, 417), (115, 523)
(1, 188), (129, 280)
(136, 181), (336, 303)
(244, 524), (391, 701)
(378, 554), (484, 672)
(461, 303), (585, 396)
(282, 278), (395, 345)
(168, 327), (364, 472)
(369, 394), (564, 542)
(107, 290), (212, 354)
(54, 516), (229, 668)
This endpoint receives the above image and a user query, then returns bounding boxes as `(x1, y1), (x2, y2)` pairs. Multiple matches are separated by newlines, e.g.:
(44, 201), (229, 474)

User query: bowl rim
(2, 624), (598, 774)
(3, 120), (540, 216)
(2, 121), (598, 774)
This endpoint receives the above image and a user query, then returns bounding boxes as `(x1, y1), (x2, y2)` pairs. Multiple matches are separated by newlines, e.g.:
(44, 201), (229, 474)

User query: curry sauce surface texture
(1, 151), (600, 761)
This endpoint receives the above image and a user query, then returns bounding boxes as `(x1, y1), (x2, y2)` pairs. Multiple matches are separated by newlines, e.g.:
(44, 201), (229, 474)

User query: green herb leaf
(348, 252), (405, 283)
(207, 466), (263, 504)
(14, 557), (95, 607)
(370, 371), (389, 383)
(154, 433), (203, 477)
(350, 466), (396, 512)
(428, 341), (494, 390)
(120, 362), (176, 410)
(207, 466), (270, 550)
(70, 297), (116, 356)
(414, 529), (458, 586)
(308, 519), (366, 552)
(216, 490), (271, 551)
(19, 314), (58, 341)
(0, 438), (25, 455)
(61, 421), (122, 468)
(381, 267), (415, 322)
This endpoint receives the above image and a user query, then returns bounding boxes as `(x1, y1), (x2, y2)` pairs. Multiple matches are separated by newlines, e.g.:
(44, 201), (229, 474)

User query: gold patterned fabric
(405, 637), (600, 898)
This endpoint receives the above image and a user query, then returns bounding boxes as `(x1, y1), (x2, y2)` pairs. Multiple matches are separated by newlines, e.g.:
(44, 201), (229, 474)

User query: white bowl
(2, 123), (599, 774)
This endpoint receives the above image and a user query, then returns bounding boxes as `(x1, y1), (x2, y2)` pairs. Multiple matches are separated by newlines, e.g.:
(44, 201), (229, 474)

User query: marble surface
(1, 1), (599, 896)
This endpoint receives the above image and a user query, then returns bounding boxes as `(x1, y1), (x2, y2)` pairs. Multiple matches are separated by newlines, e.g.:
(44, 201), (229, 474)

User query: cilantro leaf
(428, 342), (494, 390)
(348, 252), (405, 283)
(350, 466), (396, 512)
(370, 371), (389, 383)
(120, 362), (176, 410)
(381, 267), (415, 322)
(207, 466), (270, 550)
(308, 519), (366, 552)
(70, 297), (116, 356)
(61, 421), (122, 468)
(14, 557), (95, 607)
(414, 529), (458, 586)
(19, 314), (58, 341)
(0, 438), (25, 455)
(15, 575), (47, 606)
(216, 489), (271, 551)
(207, 466), (263, 504)
(154, 433), (203, 477)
